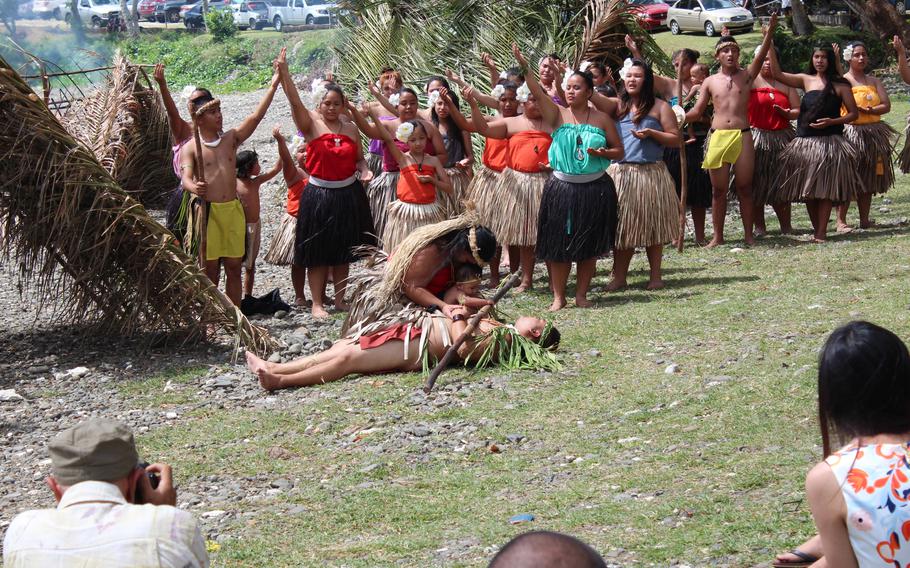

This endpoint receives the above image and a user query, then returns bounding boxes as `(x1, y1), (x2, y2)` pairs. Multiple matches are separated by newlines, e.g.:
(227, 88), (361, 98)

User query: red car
(138, 0), (164, 21)
(630, 0), (670, 30)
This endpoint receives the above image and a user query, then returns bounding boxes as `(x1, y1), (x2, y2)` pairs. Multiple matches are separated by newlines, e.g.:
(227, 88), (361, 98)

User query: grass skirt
(608, 162), (678, 250)
(382, 200), (446, 253)
(367, 171), (399, 240)
(900, 113), (910, 174)
(663, 136), (712, 209)
(438, 166), (473, 218)
(844, 121), (897, 195)
(535, 173), (618, 263)
(470, 165), (509, 243)
(776, 135), (860, 203)
(294, 179), (376, 267)
(367, 152), (384, 179)
(493, 168), (548, 247)
(264, 212), (296, 265)
(751, 126), (795, 205)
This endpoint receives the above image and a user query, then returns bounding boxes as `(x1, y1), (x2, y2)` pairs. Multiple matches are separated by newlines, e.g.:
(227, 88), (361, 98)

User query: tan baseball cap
(49, 419), (139, 486)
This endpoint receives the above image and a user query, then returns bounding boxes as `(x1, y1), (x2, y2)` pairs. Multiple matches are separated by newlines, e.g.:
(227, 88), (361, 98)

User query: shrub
(205, 8), (237, 43)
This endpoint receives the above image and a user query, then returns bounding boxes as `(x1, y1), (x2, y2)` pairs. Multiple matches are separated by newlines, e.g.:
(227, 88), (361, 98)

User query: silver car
(667, 0), (754, 36)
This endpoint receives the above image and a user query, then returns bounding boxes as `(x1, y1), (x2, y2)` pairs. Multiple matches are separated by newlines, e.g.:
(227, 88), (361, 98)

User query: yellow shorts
(702, 128), (746, 170)
(206, 199), (246, 261)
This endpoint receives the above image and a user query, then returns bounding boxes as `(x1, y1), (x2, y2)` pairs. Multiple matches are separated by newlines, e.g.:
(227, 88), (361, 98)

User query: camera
(134, 461), (161, 504)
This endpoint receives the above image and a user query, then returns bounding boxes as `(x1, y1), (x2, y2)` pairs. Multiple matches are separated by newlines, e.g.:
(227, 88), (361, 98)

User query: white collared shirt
(3, 480), (209, 568)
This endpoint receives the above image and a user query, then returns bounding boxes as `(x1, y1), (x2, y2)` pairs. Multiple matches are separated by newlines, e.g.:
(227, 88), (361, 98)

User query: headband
(714, 41), (740, 56)
(468, 227), (485, 267)
(192, 98), (221, 118)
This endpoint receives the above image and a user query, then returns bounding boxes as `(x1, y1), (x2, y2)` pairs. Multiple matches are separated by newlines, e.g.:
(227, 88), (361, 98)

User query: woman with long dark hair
(772, 45), (860, 242)
(431, 86), (474, 216)
(513, 44), (624, 311)
(604, 59), (680, 291)
(837, 41), (896, 231)
(276, 49), (376, 319)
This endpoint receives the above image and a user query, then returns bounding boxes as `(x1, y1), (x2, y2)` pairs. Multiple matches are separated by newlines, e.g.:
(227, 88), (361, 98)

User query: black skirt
(535, 173), (618, 263)
(294, 179), (377, 267)
(663, 136), (712, 209)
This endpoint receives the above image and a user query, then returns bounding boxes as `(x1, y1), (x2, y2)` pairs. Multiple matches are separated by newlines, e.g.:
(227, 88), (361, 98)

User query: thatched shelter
(0, 55), (277, 354)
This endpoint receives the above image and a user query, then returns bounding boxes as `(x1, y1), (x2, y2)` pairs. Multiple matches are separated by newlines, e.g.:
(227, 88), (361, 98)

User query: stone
(664, 364), (679, 374)
(267, 446), (293, 460)
(319, 339), (333, 350)
(587, 349), (602, 357)
(506, 434), (525, 444)
(274, 310), (289, 319)
(201, 510), (227, 519)
(68, 366), (90, 378)
(288, 505), (308, 515)
(0, 389), (23, 402)
(286, 343), (302, 355)
(267, 353), (282, 363)
(270, 478), (293, 491)
(410, 426), (431, 437)
(165, 412), (178, 420)
(211, 375), (236, 388)
(293, 326), (310, 337)
(360, 463), (380, 473)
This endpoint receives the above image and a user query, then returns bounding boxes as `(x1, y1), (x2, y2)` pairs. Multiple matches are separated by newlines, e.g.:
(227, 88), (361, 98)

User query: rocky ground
(0, 86), (369, 544)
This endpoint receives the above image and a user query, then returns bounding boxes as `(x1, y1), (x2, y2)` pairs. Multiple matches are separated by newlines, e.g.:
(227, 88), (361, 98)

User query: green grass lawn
(126, 79), (910, 568)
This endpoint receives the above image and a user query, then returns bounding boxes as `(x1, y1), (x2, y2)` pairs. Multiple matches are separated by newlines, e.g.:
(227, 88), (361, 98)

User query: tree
(790, 0), (814, 36)
(843, 0), (910, 42)
(70, 0), (85, 39)
(1, 0), (17, 35)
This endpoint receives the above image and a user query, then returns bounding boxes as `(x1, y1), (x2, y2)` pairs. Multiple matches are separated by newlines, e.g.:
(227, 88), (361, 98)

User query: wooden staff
(424, 270), (523, 393)
(190, 109), (207, 268)
(676, 68), (688, 253)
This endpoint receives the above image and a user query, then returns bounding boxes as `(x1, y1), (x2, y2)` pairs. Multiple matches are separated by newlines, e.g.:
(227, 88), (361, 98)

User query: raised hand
(894, 35), (905, 54)
(153, 63), (165, 85)
(272, 125), (282, 139)
(461, 85), (476, 102)
(512, 43), (529, 69)
(482, 52), (496, 69)
(831, 42), (841, 60)
(624, 34), (637, 52)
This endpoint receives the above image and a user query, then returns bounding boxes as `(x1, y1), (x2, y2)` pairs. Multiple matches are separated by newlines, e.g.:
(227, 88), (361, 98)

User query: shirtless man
(247, 311), (557, 390)
(180, 70), (281, 305)
(236, 150), (281, 298)
(685, 13), (778, 247)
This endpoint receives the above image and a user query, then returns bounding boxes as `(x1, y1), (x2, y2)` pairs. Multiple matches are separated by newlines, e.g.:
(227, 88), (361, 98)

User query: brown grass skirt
(367, 152), (384, 179)
(489, 168), (549, 247)
(381, 200), (446, 253)
(536, 173), (618, 263)
(438, 166), (473, 218)
(663, 136), (712, 209)
(844, 121), (897, 195)
(776, 135), (860, 203)
(751, 126), (795, 205)
(469, 164), (507, 234)
(608, 162), (679, 250)
(264, 212), (296, 266)
(900, 114), (910, 174)
(367, 171), (399, 241)
(294, 179), (376, 267)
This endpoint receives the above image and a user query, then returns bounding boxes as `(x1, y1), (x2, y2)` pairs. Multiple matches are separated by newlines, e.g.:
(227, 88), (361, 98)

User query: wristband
(452, 314), (466, 322)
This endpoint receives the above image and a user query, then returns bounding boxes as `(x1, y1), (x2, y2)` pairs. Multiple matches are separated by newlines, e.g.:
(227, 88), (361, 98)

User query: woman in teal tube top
(512, 44), (625, 312)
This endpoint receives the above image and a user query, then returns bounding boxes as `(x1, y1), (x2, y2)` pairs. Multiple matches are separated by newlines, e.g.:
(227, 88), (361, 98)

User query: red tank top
(749, 88), (791, 131)
(482, 138), (510, 172)
(396, 164), (436, 204)
(427, 263), (454, 297)
(305, 133), (358, 181)
(286, 176), (307, 216)
(508, 131), (552, 173)
(382, 130), (439, 172)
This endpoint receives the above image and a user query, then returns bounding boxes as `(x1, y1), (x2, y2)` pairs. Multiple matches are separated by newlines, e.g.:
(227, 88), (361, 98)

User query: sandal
(772, 549), (819, 568)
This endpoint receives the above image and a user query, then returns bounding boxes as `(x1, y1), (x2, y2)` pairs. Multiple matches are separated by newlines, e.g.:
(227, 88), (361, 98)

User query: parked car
(182, 0), (231, 29)
(137, 0), (164, 21)
(64, 0), (120, 27)
(233, 0), (269, 29)
(18, 0), (35, 18)
(32, 0), (67, 19)
(667, 0), (754, 36)
(154, 0), (188, 22)
(629, 0), (670, 30)
(267, 0), (334, 31)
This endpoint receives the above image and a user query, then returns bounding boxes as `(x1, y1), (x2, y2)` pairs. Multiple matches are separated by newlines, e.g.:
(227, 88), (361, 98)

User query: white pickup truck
(60, 0), (120, 26)
(31, 0), (67, 19)
(267, 0), (333, 31)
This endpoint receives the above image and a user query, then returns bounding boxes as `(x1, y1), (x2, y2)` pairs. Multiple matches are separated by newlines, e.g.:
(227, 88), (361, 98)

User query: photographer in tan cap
(3, 418), (209, 567)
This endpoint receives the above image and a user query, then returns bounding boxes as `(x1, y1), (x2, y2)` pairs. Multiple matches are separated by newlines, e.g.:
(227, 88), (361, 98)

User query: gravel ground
(0, 85), (362, 542)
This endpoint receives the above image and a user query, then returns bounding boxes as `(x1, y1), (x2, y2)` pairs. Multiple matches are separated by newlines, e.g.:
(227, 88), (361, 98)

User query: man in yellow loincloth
(684, 13), (779, 247)
(180, 69), (281, 306)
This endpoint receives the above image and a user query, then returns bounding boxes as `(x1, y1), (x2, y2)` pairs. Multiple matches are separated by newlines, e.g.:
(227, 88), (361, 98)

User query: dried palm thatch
(0, 55), (277, 355)
(63, 54), (176, 208)
(571, 0), (670, 73)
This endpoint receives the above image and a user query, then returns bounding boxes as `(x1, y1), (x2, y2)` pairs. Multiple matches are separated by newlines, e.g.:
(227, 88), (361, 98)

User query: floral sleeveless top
(826, 443), (910, 566)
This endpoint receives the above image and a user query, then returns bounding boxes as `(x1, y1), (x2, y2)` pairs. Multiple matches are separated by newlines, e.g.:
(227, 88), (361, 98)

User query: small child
(442, 264), (494, 314)
(236, 149), (281, 299)
(682, 63), (710, 141)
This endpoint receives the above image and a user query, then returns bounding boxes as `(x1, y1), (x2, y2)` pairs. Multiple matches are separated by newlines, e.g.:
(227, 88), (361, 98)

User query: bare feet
(860, 219), (876, 229)
(780, 227), (794, 235)
(753, 229), (767, 238)
(516, 284), (532, 293)
(812, 236), (827, 244)
(604, 279), (626, 292)
(312, 305), (330, 319)
(246, 351), (268, 376)
(705, 238), (724, 248)
(646, 279), (665, 290)
(575, 297), (593, 308)
(548, 297), (567, 312)
(743, 236), (755, 246)
(295, 297), (311, 308)
(836, 223), (854, 234)
(257, 368), (282, 391)
(334, 301), (350, 312)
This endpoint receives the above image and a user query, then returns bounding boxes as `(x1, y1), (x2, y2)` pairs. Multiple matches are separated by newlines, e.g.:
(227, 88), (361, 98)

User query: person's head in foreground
(2, 418), (208, 567)
(818, 320), (910, 455)
(714, 36), (741, 69)
(514, 317), (561, 350)
(489, 531), (606, 567)
(236, 150), (260, 179)
(188, 87), (222, 133)
(455, 263), (483, 296)
(438, 225), (497, 267)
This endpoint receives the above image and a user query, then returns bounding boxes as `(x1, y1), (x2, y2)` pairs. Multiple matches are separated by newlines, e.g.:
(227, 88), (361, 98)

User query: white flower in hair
(561, 73), (570, 92)
(291, 134), (306, 150)
(516, 83), (531, 103)
(499, 70), (509, 79)
(843, 44), (854, 63)
(580, 60), (592, 72)
(618, 58), (634, 81)
(427, 89), (441, 107)
(491, 84), (506, 99)
(375, 80), (382, 88)
(389, 92), (401, 107)
(396, 122), (415, 142)
(180, 84), (197, 100)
